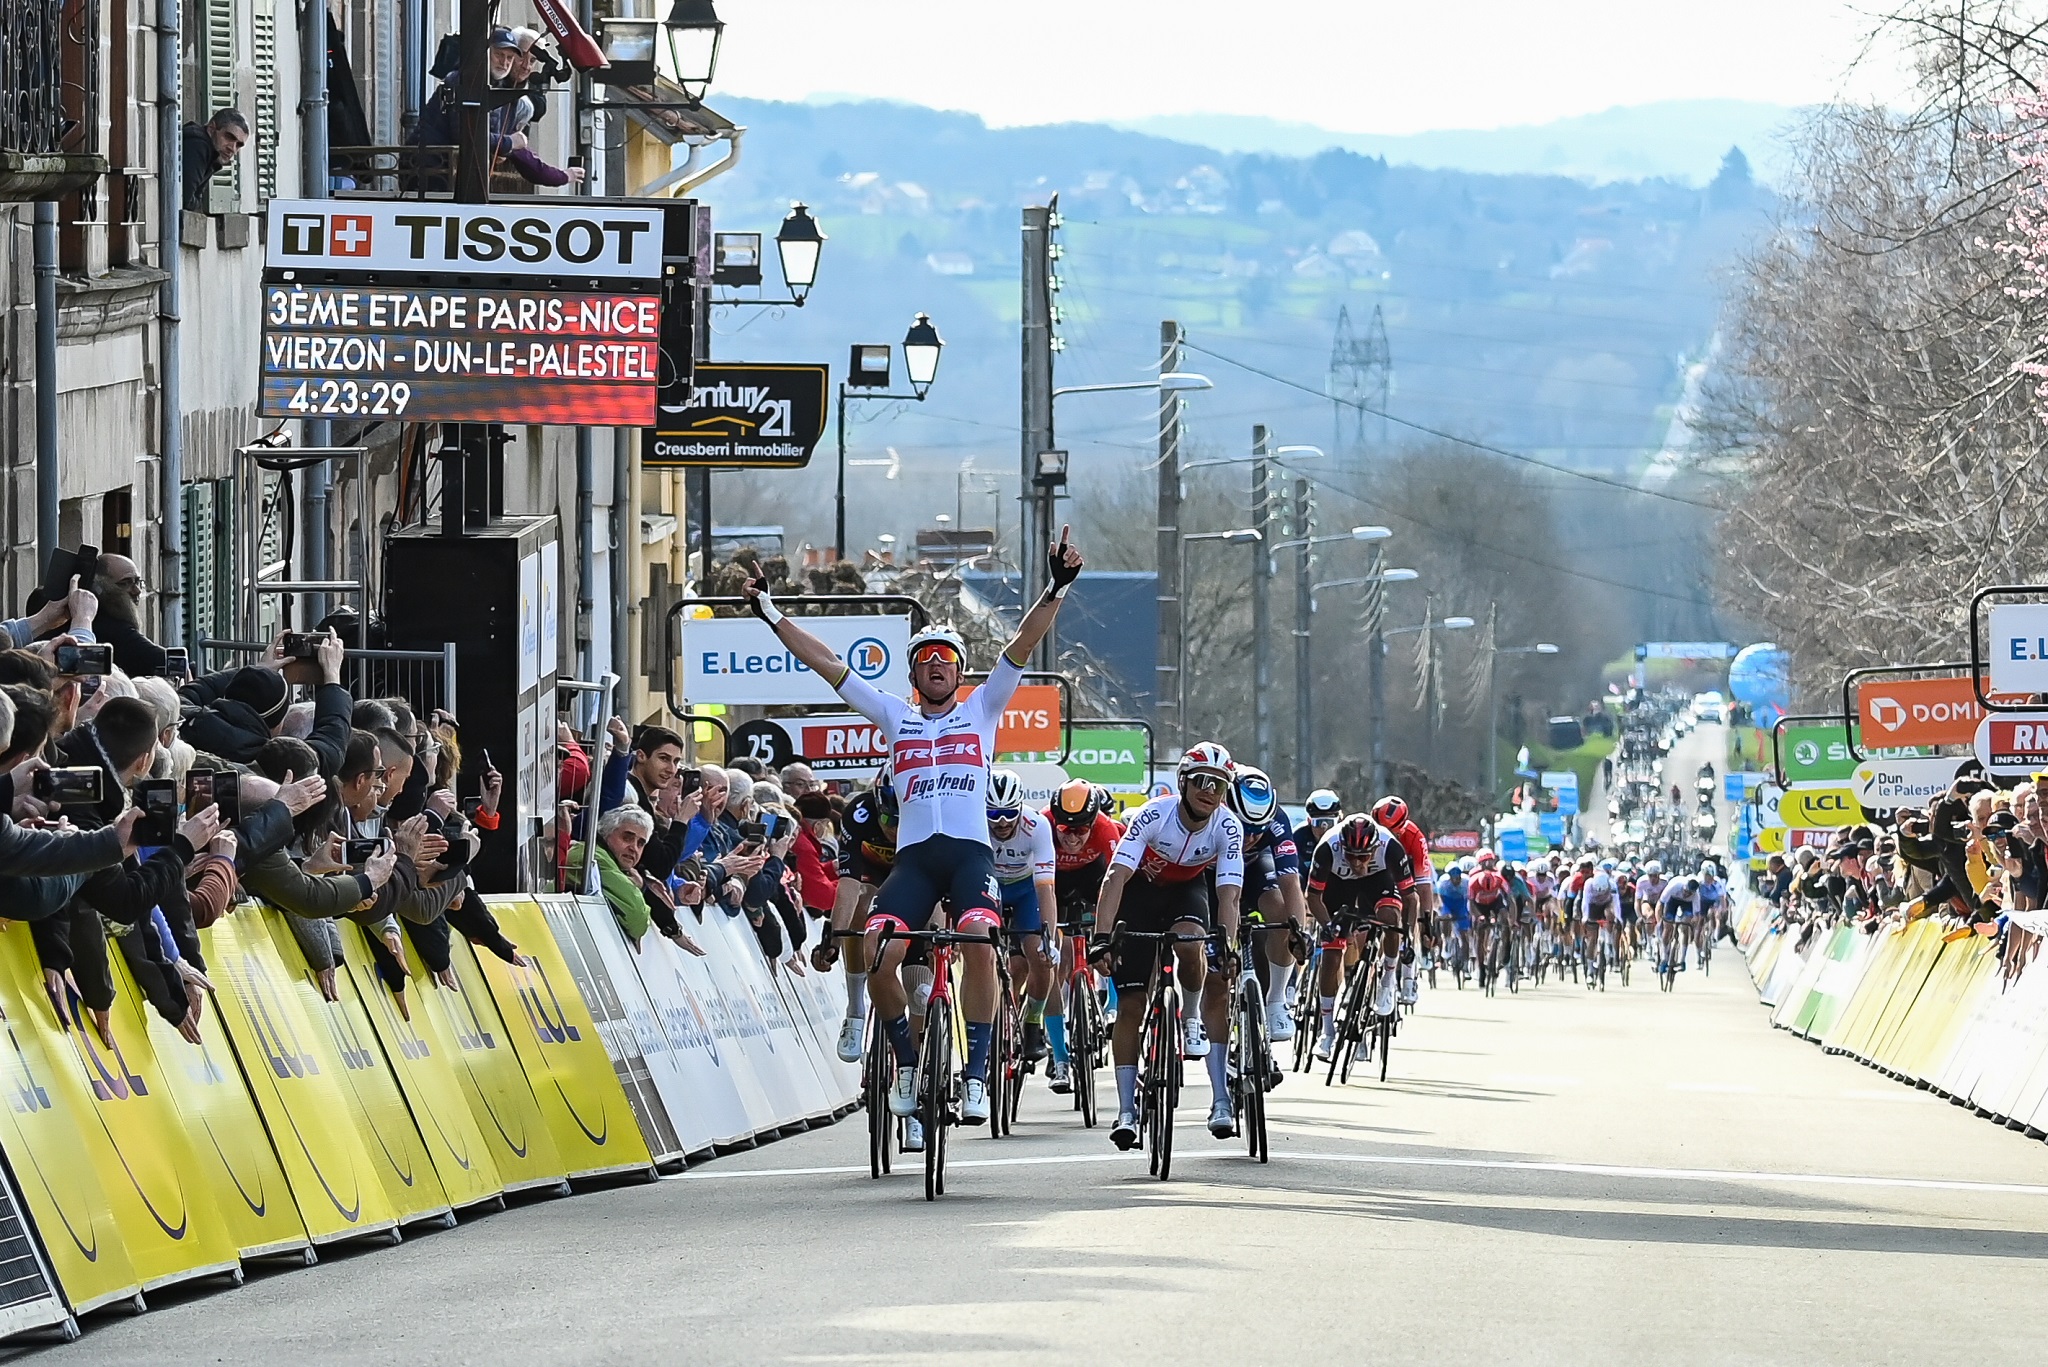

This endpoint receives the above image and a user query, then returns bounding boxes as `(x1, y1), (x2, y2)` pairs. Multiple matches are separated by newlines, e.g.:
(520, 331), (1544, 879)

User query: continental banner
(631, 920), (768, 1152)
(205, 912), (401, 1245)
(426, 927), (568, 1194)
(469, 900), (654, 1179)
(338, 924), (505, 1211)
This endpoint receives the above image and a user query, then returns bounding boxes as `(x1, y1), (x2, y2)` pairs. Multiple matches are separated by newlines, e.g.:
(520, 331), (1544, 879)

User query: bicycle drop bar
(876, 926), (1004, 949)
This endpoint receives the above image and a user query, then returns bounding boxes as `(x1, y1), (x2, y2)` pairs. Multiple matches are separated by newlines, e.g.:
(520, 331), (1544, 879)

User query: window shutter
(203, 0), (238, 212)
(251, 0), (276, 202)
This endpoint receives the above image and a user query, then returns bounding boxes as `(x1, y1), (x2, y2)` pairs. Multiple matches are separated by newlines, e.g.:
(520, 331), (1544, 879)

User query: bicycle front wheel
(1072, 979), (1099, 1127)
(1147, 986), (1180, 1181)
(922, 1010), (952, 1201)
(1238, 986), (1269, 1163)
(866, 1017), (892, 1180)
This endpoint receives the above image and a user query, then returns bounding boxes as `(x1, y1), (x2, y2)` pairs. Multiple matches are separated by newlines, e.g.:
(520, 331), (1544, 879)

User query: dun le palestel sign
(257, 200), (666, 427)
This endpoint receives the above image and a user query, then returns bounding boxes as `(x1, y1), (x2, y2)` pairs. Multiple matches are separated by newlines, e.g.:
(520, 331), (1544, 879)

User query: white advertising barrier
(765, 963), (856, 1113)
(1968, 954), (2048, 1121)
(785, 958), (861, 1101)
(539, 895), (688, 1165)
(1006, 761), (1071, 809)
(1972, 712), (2048, 777)
(1849, 755), (1973, 809)
(629, 925), (761, 1151)
(675, 614), (912, 706)
(1760, 936), (1811, 1010)
(1986, 603), (2048, 695)
(691, 909), (827, 1128)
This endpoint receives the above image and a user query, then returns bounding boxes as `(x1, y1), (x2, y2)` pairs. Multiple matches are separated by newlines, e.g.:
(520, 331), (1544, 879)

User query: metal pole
(834, 383), (848, 558)
(157, 0), (186, 649)
(1292, 476), (1313, 796)
(1176, 533), (1189, 743)
(1488, 650), (1501, 802)
(611, 428), (633, 681)
(301, 0), (333, 616)
(1370, 614), (1386, 797)
(1480, 601), (1498, 793)
(1251, 425), (1272, 773)
(573, 0), (598, 684)
(1423, 592), (1438, 779)
(1020, 203), (1056, 668)
(33, 202), (59, 563)
(1156, 320), (1182, 749)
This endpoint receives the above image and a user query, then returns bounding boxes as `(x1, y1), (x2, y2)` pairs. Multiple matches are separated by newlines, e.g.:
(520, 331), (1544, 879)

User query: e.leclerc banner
(675, 615), (912, 706)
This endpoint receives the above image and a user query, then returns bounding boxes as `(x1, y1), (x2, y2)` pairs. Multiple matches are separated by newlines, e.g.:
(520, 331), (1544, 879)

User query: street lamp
(1381, 603), (1475, 781)
(1305, 559), (1426, 793)
(835, 313), (944, 558)
(1485, 637), (1562, 800)
(1178, 528), (1260, 744)
(597, 0), (724, 100)
(711, 203), (827, 306)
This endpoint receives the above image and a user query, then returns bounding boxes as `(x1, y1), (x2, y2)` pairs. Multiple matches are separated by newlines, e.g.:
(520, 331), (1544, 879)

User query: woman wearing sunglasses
(743, 528), (1085, 1127)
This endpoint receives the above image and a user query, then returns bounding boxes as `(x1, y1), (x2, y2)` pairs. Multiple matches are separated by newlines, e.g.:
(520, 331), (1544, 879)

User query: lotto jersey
(1113, 795), (1245, 887)
(1050, 810), (1121, 872)
(1467, 869), (1511, 908)
(990, 807), (1057, 885)
(836, 651), (1024, 849)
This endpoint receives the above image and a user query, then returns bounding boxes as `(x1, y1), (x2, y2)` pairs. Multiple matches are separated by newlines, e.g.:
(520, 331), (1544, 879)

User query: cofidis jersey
(836, 651), (1024, 849)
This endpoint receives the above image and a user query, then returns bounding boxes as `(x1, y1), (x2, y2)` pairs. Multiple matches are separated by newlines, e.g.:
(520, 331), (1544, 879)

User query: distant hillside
(694, 97), (1768, 554)
(1113, 100), (1804, 186)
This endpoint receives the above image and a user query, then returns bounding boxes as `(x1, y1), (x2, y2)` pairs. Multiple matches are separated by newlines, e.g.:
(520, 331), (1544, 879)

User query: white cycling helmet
(1305, 788), (1343, 822)
(1645, 859), (1663, 875)
(1177, 741), (1234, 786)
(1229, 766), (1279, 826)
(985, 768), (1024, 816)
(1457, 855), (1478, 874)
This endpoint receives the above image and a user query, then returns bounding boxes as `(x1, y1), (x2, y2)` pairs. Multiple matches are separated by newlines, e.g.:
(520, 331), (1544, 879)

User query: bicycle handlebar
(876, 926), (1003, 949)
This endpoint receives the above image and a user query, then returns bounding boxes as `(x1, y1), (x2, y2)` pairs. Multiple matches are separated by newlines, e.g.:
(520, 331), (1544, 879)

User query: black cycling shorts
(868, 834), (1000, 937)
(1315, 871), (1405, 940)
(1055, 857), (1108, 933)
(1108, 874), (1211, 992)
(837, 840), (894, 887)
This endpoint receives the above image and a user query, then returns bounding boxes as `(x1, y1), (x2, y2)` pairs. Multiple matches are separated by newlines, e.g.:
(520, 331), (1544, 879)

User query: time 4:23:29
(282, 379), (412, 416)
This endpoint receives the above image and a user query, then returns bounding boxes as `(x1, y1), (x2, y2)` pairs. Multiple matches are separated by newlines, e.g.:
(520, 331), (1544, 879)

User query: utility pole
(1367, 545), (1387, 797)
(1250, 425), (1272, 773)
(301, 0), (333, 614)
(1155, 320), (1183, 751)
(1481, 601), (1500, 797)
(1292, 476), (1313, 796)
(1020, 200), (1057, 668)
(1422, 591), (1439, 779)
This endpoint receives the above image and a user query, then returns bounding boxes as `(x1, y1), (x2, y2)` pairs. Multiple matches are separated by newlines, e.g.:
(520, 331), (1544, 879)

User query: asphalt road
(31, 935), (2048, 1366)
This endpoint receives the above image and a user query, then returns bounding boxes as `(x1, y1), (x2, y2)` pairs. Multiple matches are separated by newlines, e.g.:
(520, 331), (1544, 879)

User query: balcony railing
(1, 0), (104, 200)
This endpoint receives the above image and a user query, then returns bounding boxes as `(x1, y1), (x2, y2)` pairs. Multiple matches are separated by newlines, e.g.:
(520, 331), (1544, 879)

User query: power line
(1284, 460), (1718, 607)
(1183, 340), (1724, 510)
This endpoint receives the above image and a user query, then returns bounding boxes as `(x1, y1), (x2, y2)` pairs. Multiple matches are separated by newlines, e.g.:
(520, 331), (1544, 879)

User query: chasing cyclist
(1046, 779), (1121, 1091)
(1092, 742), (1245, 1148)
(824, 774), (897, 1063)
(1308, 811), (1418, 1060)
(743, 528), (1085, 1126)
(1228, 766), (1307, 1042)
(985, 768), (1058, 1066)
(1372, 796), (1435, 1005)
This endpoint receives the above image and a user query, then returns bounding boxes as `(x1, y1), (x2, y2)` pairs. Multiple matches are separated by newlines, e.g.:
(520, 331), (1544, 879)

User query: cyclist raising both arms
(743, 528), (1085, 1126)
(1093, 742), (1245, 1148)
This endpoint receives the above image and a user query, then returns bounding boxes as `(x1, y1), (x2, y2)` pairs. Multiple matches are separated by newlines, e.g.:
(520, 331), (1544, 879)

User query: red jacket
(790, 825), (837, 914)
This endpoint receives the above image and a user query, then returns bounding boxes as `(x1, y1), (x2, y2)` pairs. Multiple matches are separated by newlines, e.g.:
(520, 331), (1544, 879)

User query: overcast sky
(713, 0), (1913, 133)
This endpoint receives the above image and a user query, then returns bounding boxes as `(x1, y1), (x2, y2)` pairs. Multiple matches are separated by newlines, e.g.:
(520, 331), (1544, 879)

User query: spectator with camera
(179, 629), (352, 771)
(89, 554), (166, 676)
(597, 716), (701, 879)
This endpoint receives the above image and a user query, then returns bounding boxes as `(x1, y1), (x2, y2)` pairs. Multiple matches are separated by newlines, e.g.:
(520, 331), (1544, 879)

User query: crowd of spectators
(557, 721), (843, 975)
(1753, 761), (2046, 980)
(0, 563), (516, 1045)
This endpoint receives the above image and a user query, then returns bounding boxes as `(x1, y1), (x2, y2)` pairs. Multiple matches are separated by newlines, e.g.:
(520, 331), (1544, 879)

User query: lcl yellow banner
(1779, 784), (1864, 829)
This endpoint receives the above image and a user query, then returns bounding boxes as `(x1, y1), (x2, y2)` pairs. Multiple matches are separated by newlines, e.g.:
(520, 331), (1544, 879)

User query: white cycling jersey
(1635, 873), (1669, 908)
(1112, 794), (1245, 887)
(834, 651), (1024, 850)
(990, 807), (1057, 885)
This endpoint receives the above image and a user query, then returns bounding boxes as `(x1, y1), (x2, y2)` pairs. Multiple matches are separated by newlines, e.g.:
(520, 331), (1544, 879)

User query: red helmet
(1371, 796), (1409, 829)
(1339, 815), (1381, 856)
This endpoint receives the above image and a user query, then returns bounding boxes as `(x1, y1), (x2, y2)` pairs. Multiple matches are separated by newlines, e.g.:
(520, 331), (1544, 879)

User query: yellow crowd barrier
(1738, 890), (2048, 1143)
(0, 890), (857, 1341)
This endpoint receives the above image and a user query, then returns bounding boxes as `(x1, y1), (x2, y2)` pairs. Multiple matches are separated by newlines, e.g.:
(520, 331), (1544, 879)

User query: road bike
(1326, 937), (1397, 1086)
(1289, 948), (1321, 1074)
(991, 933), (1024, 1137)
(878, 923), (1000, 1201)
(1226, 921), (1274, 1163)
(1063, 942), (1105, 1129)
(1113, 929), (1211, 1182)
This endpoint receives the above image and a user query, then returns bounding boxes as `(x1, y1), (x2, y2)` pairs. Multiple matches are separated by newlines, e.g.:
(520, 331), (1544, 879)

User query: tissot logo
(331, 213), (373, 255)
(275, 210), (376, 260)
(281, 213), (327, 255)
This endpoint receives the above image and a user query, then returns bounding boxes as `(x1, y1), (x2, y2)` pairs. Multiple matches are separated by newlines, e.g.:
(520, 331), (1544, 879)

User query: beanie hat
(225, 667), (291, 726)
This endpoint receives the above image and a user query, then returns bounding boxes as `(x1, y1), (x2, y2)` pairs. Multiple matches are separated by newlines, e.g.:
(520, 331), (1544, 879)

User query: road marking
(674, 1150), (2048, 1197)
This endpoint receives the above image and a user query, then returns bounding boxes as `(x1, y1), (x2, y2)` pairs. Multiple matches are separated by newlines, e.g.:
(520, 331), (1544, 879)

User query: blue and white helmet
(1229, 766), (1278, 826)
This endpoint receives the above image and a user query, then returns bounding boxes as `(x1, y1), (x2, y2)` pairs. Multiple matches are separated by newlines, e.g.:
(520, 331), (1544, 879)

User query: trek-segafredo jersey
(1111, 794), (1245, 888)
(836, 651), (1024, 850)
